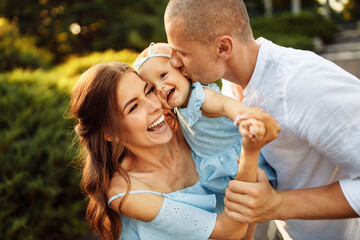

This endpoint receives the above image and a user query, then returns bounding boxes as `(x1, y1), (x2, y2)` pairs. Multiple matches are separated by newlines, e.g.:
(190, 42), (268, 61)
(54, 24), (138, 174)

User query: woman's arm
(108, 191), (164, 222)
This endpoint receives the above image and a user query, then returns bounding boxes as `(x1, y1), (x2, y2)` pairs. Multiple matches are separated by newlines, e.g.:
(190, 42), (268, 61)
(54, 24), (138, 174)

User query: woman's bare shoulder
(107, 170), (147, 201)
(108, 172), (163, 222)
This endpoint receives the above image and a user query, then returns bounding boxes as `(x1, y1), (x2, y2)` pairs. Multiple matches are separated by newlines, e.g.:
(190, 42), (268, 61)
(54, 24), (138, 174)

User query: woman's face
(117, 72), (173, 149)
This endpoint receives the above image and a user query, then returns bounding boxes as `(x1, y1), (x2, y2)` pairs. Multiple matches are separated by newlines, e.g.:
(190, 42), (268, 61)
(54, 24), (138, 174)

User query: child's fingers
(239, 119), (259, 138)
(240, 119), (266, 143)
(250, 122), (265, 139)
(238, 120), (252, 138)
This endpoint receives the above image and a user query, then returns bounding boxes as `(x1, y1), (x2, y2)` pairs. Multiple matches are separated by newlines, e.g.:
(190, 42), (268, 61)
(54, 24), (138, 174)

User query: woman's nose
(146, 94), (162, 113)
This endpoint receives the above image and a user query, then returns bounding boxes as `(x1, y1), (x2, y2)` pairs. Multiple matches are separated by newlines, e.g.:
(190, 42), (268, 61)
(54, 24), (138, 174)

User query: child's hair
(69, 61), (178, 240)
(133, 42), (171, 73)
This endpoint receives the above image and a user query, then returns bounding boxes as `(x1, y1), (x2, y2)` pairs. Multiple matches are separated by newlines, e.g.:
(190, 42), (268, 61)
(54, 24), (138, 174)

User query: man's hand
(224, 168), (283, 223)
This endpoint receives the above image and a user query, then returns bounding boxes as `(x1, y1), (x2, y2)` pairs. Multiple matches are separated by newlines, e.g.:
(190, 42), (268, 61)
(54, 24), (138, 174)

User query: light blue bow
(133, 42), (170, 72)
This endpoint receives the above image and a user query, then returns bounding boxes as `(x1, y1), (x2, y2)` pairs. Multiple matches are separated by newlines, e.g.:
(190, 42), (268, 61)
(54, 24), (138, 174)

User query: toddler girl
(133, 43), (277, 202)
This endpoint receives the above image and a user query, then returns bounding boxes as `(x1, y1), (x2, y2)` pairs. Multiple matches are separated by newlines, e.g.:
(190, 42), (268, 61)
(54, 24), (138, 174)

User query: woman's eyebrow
(122, 83), (149, 111)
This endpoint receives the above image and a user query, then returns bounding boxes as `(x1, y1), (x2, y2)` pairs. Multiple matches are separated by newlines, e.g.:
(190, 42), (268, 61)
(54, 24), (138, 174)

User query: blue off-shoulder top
(108, 176), (219, 240)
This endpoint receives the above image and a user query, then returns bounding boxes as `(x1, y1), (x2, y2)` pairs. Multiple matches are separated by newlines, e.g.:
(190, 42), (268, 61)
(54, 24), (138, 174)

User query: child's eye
(129, 104), (138, 113)
(145, 86), (155, 96)
(160, 73), (167, 79)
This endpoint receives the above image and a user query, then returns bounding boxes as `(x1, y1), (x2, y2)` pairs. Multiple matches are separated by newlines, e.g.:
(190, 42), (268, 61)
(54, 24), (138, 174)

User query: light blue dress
(176, 82), (277, 195)
(108, 174), (219, 240)
(108, 82), (277, 240)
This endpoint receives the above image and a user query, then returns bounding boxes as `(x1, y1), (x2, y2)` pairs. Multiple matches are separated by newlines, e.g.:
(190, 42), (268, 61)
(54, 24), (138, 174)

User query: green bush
(251, 11), (337, 50)
(0, 73), (87, 240)
(48, 49), (138, 90)
(0, 17), (53, 71)
(0, 50), (138, 240)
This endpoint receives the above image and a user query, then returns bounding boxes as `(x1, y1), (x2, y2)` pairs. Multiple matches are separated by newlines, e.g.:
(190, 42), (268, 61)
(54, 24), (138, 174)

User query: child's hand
(234, 107), (280, 145)
(238, 118), (267, 152)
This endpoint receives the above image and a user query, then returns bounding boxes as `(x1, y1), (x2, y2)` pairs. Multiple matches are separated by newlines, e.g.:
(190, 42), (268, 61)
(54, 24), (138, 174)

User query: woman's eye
(145, 86), (155, 96)
(160, 73), (167, 79)
(129, 104), (138, 113)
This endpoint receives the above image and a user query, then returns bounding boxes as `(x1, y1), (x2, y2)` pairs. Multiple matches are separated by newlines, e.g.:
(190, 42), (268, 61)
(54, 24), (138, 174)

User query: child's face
(139, 57), (191, 110)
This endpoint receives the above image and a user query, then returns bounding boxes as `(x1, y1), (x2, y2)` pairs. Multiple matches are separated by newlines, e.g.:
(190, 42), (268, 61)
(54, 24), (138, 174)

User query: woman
(70, 62), (278, 240)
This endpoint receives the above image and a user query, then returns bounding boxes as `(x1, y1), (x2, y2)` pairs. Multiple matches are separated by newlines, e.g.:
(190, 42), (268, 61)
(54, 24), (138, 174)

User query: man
(164, 0), (360, 239)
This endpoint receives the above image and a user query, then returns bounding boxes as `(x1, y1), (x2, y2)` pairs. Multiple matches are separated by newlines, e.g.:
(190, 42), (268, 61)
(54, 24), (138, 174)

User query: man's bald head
(165, 0), (253, 44)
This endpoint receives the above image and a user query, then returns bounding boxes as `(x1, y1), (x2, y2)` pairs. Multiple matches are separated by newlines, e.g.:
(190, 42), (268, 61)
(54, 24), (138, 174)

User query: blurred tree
(343, 0), (359, 21)
(246, 0), (265, 17)
(0, 0), (340, 64)
(264, 0), (273, 17)
(0, 17), (53, 71)
(0, 0), (168, 61)
(291, 0), (301, 15)
(324, 0), (331, 18)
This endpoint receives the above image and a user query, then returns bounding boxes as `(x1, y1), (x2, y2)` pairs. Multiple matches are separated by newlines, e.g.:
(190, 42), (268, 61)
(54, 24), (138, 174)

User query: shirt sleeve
(339, 177), (360, 215)
(178, 82), (220, 127)
(136, 197), (217, 240)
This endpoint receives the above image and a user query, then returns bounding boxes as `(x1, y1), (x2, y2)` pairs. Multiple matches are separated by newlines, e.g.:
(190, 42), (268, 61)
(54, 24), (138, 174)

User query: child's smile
(139, 55), (191, 110)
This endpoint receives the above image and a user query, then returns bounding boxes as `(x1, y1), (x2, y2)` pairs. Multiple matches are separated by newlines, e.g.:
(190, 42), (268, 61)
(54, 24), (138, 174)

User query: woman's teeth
(148, 115), (165, 129)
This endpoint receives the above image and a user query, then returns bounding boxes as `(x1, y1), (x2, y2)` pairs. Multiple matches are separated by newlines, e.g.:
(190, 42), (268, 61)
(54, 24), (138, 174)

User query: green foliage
(251, 11), (337, 50)
(0, 49), (138, 240)
(0, 18), (53, 71)
(0, 0), (168, 60)
(0, 71), (87, 239)
(0, 0), (343, 61)
(48, 49), (138, 90)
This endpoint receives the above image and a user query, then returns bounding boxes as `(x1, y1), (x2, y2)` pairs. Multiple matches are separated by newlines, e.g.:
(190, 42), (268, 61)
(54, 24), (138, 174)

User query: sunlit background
(0, 1), (359, 239)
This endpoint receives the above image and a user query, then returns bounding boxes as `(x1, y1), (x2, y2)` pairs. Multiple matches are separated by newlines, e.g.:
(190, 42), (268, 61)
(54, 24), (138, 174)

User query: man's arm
(223, 57), (360, 223)
(224, 169), (359, 223)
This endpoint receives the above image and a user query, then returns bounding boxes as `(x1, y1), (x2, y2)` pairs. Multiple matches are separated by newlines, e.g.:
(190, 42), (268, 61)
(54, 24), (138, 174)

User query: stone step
(321, 50), (360, 61)
(321, 41), (360, 54)
(334, 29), (360, 42)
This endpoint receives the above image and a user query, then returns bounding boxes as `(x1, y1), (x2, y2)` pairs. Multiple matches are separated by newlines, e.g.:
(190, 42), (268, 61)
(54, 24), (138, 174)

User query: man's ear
(215, 35), (233, 60)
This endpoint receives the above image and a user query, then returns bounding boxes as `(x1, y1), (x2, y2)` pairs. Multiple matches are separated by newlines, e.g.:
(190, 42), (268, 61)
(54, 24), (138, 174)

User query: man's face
(165, 17), (223, 85)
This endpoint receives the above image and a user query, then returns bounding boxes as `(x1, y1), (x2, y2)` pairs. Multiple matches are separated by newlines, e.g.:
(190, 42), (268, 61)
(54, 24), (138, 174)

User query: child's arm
(210, 118), (268, 240)
(202, 88), (281, 144)
(201, 87), (248, 121)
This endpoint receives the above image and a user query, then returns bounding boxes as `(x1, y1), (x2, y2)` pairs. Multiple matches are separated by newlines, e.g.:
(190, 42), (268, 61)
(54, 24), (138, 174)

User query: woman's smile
(147, 114), (168, 133)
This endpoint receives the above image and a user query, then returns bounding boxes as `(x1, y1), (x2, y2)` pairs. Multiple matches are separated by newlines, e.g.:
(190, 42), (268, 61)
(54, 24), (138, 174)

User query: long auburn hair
(69, 62), (177, 240)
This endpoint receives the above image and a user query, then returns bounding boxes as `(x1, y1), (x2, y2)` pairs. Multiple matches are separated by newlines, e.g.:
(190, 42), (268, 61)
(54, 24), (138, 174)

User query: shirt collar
(243, 37), (272, 98)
